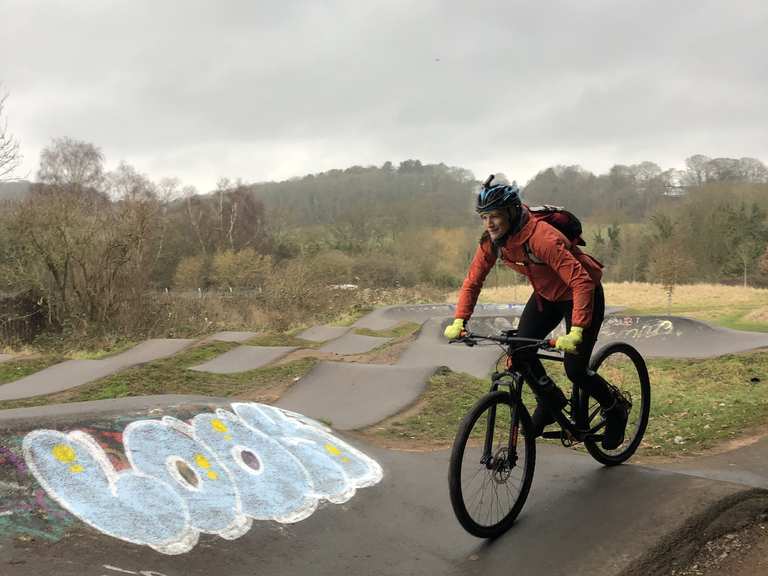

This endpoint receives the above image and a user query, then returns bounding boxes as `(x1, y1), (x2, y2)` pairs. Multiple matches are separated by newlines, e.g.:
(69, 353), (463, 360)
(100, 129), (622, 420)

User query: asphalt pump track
(1, 304), (768, 575)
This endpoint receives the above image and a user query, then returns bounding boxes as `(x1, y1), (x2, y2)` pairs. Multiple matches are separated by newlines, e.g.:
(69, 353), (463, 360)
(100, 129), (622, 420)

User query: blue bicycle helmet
(476, 174), (521, 214)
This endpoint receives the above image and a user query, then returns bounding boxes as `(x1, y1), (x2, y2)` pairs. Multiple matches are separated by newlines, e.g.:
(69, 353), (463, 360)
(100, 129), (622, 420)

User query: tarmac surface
(0, 339), (195, 401)
(276, 362), (434, 429)
(2, 303), (768, 575)
(0, 398), (761, 576)
(190, 345), (297, 374)
(205, 331), (259, 343)
(654, 434), (768, 489)
(317, 332), (391, 354)
(296, 325), (350, 342)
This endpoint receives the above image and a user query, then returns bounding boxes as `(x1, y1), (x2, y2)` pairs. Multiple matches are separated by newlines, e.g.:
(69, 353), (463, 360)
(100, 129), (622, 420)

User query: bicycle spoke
(455, 394), (532, 531)
(580, 343), (651, 465)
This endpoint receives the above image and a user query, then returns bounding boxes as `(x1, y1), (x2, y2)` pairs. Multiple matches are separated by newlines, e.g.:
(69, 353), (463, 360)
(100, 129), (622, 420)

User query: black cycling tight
(516, 283), (614, 407)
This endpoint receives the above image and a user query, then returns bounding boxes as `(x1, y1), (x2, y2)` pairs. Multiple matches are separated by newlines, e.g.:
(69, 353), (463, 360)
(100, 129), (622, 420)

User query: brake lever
(541, 339), (560, 353)
(449, 332), (477, 347)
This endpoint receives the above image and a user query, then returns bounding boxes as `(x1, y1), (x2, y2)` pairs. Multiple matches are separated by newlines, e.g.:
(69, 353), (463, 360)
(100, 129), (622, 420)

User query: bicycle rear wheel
(448, 391), (535, 538)
(579, 342), (651, 466)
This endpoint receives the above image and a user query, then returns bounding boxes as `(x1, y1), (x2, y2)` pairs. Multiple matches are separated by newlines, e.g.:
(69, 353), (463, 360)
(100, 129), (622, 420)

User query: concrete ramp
(190, 345), (297, 373)
(599, 315), (768, 358)
(205, 331), (259, 343)
(0, 339), (194, 401)
(397, 317), (507, 378)
(318, 333), (391, 355)
(297, 325), (350, 342)
(276, 361), (436, 429)
(654, 434), (768, 489)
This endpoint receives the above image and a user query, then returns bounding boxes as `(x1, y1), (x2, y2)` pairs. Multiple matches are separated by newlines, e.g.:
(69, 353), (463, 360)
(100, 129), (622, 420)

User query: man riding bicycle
(444, 174), (628, 449)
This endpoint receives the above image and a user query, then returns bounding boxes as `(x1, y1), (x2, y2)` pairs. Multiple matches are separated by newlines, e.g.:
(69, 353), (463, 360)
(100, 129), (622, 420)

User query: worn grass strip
(65, 340), (140, 360)
(370, 350), (768, 458)
(0, 342), (317, 410)
(354, 322), (421, 339)
(330, 305), (374, 327)
(0, 356), (66, 385)
(243, 333), (322, 348)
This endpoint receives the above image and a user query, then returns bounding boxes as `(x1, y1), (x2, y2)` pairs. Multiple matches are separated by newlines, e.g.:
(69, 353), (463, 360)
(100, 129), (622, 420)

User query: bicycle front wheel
(448, 391), (536, 538)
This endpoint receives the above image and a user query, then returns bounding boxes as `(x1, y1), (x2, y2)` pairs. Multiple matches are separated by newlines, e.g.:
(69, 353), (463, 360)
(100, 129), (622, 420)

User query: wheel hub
(485, 448), (515, 483)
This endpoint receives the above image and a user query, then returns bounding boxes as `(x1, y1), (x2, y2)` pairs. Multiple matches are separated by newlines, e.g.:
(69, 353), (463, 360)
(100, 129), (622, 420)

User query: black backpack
(524, 205), (585, 264)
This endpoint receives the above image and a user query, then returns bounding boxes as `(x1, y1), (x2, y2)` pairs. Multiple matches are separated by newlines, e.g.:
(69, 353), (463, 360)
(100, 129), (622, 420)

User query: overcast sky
(2, 0), (767, 191)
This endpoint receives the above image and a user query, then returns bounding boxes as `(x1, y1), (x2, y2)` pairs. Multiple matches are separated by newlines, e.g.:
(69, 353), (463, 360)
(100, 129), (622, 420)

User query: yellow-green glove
(555, 326), (583, 354)
(444, 318), (465, 340)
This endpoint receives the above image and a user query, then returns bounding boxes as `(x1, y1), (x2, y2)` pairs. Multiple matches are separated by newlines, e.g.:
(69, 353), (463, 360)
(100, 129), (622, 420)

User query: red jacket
(456, 208), (603, 328)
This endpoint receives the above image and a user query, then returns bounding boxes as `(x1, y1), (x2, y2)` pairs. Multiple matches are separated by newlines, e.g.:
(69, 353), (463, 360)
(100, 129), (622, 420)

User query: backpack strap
(523, 241), (545, 265)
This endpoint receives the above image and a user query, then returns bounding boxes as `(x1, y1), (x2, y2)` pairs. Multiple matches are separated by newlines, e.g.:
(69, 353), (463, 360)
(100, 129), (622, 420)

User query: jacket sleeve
(455, 241), (497, 321)
(529, 228), (596, 328)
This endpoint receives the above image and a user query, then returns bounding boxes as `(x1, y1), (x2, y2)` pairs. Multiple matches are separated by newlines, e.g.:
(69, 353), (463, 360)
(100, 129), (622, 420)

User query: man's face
(480, 209), (510, 241)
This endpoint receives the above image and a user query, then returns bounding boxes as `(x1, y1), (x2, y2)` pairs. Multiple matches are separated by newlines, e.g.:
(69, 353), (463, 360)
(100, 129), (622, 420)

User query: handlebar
(449, 330), (558, 352)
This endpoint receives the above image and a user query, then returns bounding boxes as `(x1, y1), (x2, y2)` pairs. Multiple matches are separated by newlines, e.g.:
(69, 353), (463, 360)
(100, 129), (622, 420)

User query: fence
(0, 289), (47, 347)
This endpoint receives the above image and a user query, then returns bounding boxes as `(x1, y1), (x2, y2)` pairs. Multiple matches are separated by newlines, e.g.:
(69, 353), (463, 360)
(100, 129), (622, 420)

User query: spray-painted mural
(21, 402), (383, 555)
(601, 317), (678, 340)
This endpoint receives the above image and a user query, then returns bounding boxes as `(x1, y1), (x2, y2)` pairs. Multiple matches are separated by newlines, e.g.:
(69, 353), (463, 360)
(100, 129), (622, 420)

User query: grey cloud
(2, 0), (767, 189)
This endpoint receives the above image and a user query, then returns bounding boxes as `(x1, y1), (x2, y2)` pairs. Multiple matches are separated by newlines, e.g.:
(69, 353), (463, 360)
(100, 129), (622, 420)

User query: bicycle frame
(487, 349), (606, 448)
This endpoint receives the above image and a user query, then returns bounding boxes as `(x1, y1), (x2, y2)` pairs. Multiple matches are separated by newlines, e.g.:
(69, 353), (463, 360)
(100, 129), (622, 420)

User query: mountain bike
(447, 329), (651, 538)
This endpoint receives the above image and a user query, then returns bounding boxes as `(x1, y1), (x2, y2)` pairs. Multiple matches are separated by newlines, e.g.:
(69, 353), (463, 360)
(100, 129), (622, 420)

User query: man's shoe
(602, 397), (629, 450)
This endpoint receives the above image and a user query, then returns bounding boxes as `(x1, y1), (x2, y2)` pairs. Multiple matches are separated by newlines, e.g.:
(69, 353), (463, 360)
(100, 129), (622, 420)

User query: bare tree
(4, 153), (164, 330)
(647, 240), (696, 314)
(0, 92), (22, 182)
(37, 137), (104, 191)
(735, 239), (760, 288)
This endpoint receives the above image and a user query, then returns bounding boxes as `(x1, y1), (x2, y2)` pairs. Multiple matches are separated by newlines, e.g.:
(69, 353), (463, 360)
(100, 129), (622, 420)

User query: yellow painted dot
(207, 470), (218, 480)
(194, 454), (211, 469)
(52, 444), (76, 464)
(211, 419), (228, 433)
(69, 465), (84, 474)
(324, 443), (341, 457)
(341, 457), (350, 463)
(224, 435), (233, 441)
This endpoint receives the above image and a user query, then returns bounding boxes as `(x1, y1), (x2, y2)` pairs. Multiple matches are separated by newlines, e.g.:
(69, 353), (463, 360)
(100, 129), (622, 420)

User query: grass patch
(0, 342), (318, 410)
(370, 364), (544, 444)
(371, 350), (768, 458)
(0, 356), (66, 385)
(330, 305), (374, 327)
(354, 322), (421, 339)
(66, 340), (139, 360)
(244, 333), (321, 348)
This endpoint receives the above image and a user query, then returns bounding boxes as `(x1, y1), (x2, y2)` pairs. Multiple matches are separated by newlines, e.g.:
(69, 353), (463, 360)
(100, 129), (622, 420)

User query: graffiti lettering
(102, 565), (169, 576)
(602, 317), (675, 340)
(22, 402), (382, 555)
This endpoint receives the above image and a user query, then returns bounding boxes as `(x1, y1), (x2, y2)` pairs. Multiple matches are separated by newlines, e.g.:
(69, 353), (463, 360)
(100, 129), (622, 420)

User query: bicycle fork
(482, 372), (524, 471)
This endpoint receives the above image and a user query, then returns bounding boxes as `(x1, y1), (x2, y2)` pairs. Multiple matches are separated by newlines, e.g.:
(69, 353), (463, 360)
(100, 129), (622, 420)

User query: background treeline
(1, 137), (768, 344)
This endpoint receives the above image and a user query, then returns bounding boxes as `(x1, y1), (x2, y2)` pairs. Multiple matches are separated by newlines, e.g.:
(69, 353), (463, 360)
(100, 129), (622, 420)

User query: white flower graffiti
(22, 402), (383, 555)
